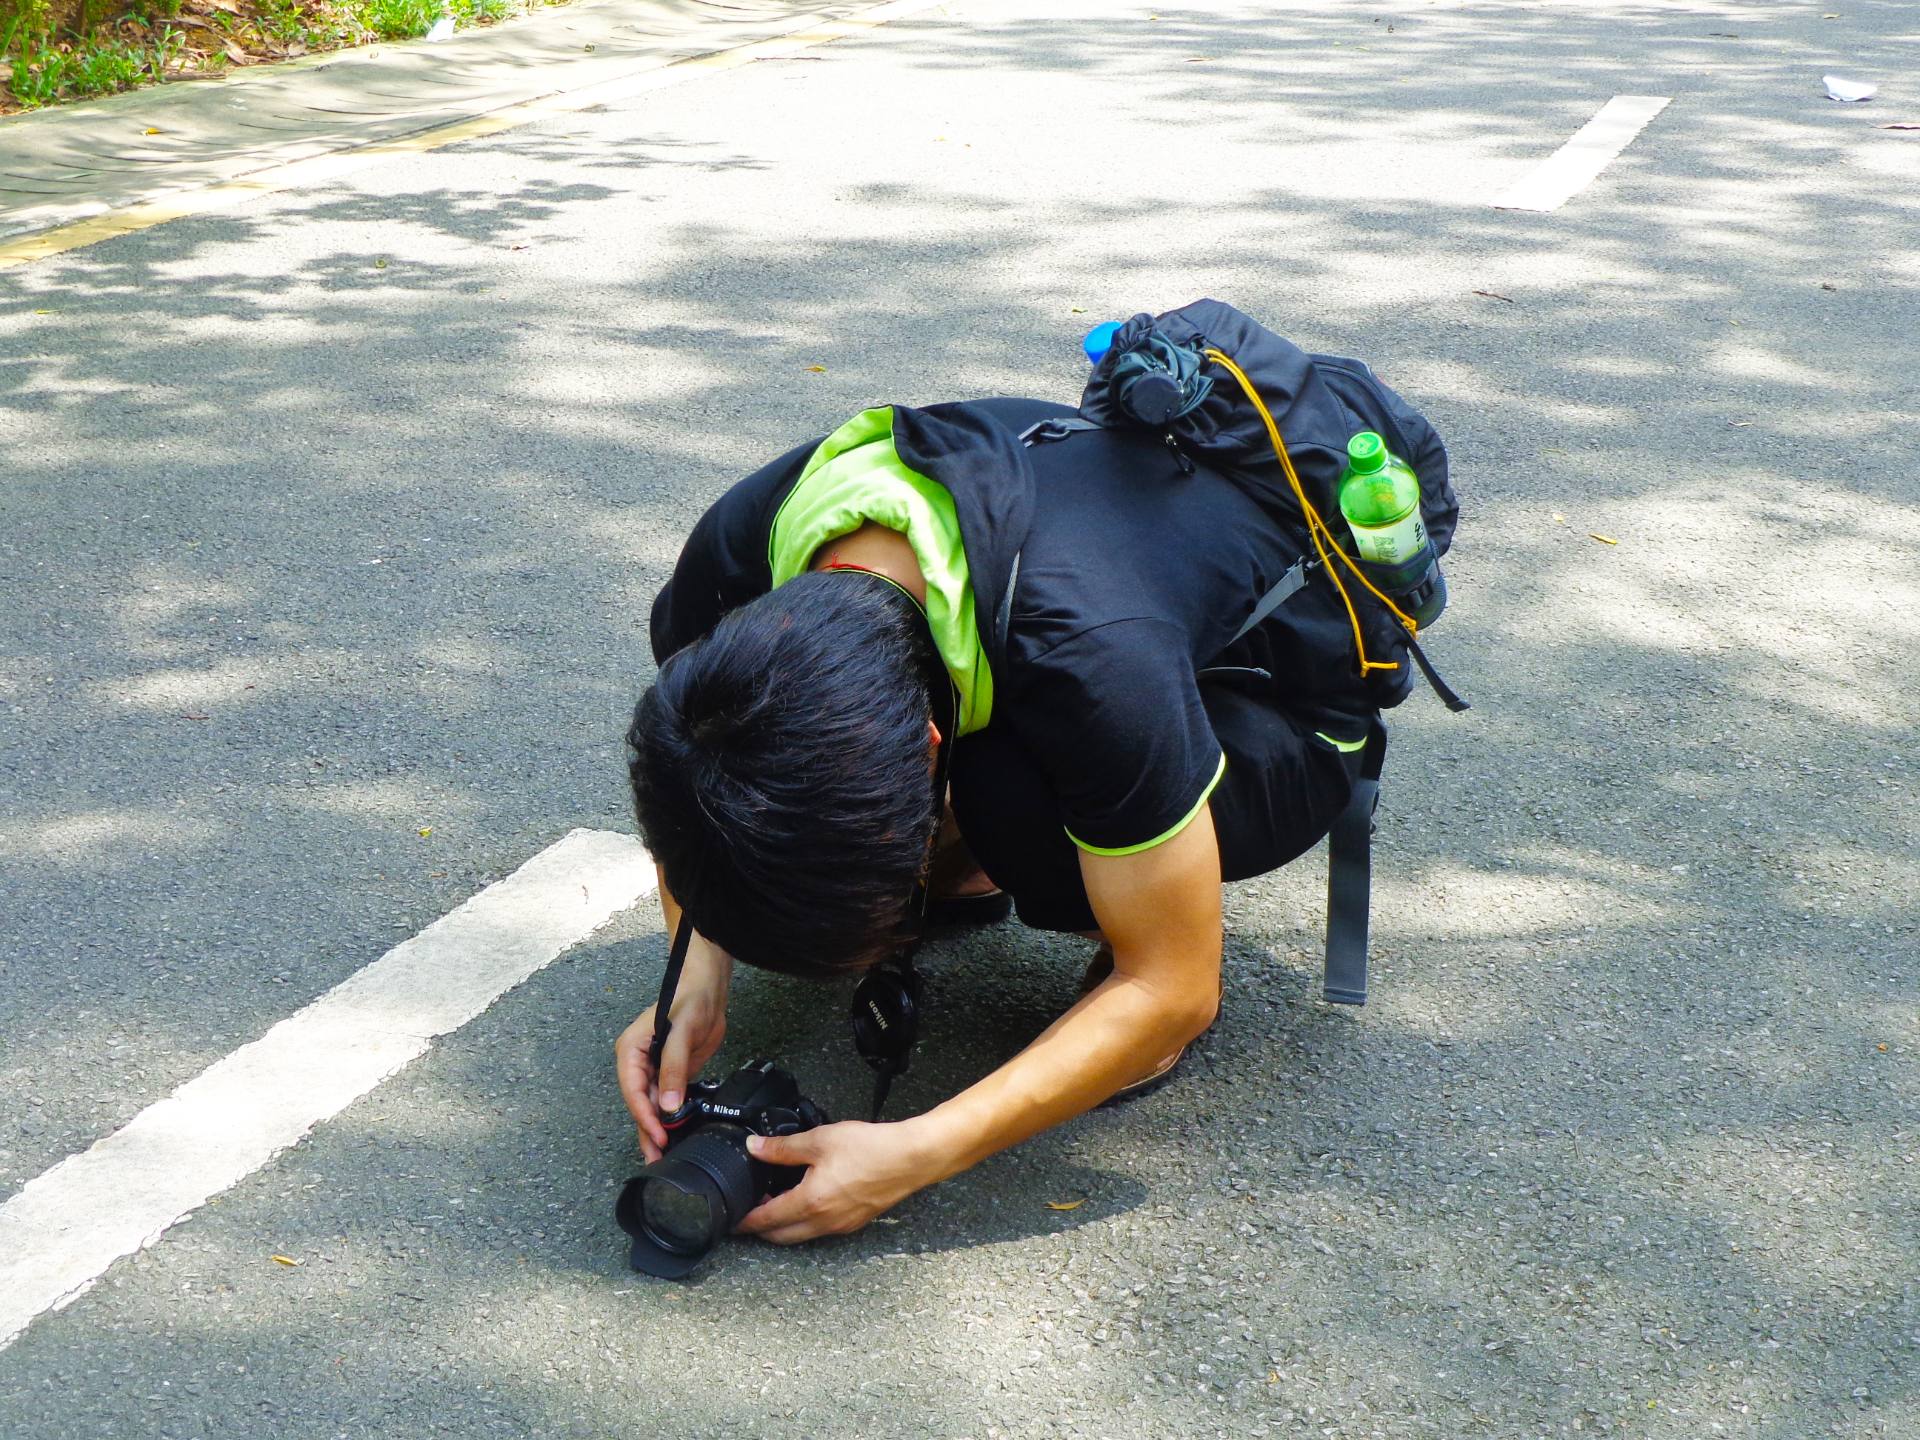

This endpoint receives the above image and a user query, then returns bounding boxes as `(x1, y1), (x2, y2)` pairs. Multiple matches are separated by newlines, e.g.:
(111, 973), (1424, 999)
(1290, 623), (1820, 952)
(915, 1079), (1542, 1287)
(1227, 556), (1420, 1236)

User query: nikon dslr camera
(615, 1059), (825, 1278)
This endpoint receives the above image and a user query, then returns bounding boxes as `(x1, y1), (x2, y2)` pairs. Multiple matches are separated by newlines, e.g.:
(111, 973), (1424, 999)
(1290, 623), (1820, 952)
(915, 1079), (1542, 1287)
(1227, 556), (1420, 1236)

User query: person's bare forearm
(902, 811), (1225, 1189)
(900, 967), (1216, 1184)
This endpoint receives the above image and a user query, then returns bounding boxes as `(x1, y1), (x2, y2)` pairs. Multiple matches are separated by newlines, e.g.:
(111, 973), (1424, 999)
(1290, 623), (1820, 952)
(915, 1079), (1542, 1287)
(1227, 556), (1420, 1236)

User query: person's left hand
(735, 1120), (931, 1244)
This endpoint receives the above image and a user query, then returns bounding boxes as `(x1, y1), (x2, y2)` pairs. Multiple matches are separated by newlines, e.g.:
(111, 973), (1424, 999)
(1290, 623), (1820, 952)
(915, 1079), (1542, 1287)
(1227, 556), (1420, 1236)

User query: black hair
(627, 570), (941, 978)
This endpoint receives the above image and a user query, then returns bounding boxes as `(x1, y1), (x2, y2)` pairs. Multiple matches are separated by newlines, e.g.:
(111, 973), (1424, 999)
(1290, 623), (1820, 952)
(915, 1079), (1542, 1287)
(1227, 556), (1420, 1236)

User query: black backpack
(1038, 299), (1465, 714)
(1023, 299), (1468, 1007)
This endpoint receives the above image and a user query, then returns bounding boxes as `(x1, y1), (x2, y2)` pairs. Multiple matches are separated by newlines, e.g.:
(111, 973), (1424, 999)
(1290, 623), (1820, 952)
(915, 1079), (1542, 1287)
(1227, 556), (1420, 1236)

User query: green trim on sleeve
(1314, 731), (1367, 753)
(767, 407), (993, 735)
(1065, 752), (1228, 858)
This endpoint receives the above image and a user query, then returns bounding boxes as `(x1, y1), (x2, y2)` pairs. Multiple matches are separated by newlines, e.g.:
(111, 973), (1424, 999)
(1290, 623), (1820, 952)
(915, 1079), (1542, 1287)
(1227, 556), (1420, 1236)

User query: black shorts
(950, 681), (1369, 933)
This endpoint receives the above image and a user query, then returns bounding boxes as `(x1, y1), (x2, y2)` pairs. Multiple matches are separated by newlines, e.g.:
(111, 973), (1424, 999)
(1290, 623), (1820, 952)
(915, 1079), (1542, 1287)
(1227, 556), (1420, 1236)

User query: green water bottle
(1339, 431), (1427, 564)
(1338, 431), (1447, 628)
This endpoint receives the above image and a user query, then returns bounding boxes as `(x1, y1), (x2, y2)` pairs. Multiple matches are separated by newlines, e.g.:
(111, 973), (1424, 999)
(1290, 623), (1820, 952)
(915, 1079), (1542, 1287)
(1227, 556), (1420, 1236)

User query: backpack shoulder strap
(1323, 716), (1388, 1005)
(1018, 416), (1104, 447)
(1023, 415), (1318, 649)
(1221, 559), (1309, 651)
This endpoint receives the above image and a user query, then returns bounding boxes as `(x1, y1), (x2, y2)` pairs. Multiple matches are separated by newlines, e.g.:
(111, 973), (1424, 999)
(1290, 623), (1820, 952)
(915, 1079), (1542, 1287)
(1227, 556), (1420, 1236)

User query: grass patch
(359, 0), (433, 41)
(1, 0), (561, 112)
(5, 18), (182, 107)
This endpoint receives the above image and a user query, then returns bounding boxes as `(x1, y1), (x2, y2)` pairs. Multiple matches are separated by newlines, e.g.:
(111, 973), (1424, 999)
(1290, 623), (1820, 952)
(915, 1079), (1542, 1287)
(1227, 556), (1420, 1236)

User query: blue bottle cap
(1083, 321), (1123, 367)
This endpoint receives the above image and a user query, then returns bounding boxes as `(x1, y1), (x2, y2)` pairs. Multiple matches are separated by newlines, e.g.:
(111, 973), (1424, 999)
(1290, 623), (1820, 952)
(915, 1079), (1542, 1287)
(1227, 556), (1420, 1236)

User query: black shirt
(972, 398), (1303, 852)
(652, 396), (1312, 857)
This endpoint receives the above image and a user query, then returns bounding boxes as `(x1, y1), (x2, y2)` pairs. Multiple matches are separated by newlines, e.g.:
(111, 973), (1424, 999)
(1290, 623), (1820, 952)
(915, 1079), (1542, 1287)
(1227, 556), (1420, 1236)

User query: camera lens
(639, 1176), (718, 1251)
(615, 1123), (759, 1279)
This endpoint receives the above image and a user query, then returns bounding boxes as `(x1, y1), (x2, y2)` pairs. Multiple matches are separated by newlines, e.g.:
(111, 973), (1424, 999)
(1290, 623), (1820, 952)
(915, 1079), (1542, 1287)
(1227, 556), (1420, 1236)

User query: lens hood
(616, 1123), (758, 1279)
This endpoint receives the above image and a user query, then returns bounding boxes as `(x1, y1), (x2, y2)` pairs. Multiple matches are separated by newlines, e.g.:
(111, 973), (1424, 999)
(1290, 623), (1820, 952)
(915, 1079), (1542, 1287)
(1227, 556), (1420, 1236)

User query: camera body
(618, 1060), (826, 1278)
(660, 1059), (826, 1148)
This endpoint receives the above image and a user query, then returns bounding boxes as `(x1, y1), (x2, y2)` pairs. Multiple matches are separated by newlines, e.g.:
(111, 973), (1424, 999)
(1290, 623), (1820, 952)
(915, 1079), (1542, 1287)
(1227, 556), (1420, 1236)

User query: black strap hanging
(1323, 716), (1388, 1005)
(868, 1071), (897, 1124)
(647, 914), (696, 1073)
(857, 649), (959, 1121)
(1405, 632), (1470, 713)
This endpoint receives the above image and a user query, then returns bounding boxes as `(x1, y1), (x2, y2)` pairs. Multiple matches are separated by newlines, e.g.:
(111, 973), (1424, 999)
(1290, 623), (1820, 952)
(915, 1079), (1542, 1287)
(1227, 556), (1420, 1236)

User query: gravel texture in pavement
(1, 0), (1915, 1436)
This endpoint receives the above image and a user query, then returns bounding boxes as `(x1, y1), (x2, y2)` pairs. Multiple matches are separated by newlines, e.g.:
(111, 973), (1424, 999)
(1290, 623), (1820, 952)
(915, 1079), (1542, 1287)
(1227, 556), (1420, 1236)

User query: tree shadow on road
(1, 4), (1916, 1435)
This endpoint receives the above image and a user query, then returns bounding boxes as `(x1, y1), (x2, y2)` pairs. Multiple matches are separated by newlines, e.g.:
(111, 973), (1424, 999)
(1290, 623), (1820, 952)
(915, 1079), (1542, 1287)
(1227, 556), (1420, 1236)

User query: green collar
(767, 407), (993, 735)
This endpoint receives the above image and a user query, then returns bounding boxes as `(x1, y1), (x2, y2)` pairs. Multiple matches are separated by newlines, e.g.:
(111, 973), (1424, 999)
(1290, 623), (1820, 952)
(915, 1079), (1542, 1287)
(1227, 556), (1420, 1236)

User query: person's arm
(914, 808), (1222, 1169)
(737, 808), (1222, 1242)
(615, 870), (736, 1161)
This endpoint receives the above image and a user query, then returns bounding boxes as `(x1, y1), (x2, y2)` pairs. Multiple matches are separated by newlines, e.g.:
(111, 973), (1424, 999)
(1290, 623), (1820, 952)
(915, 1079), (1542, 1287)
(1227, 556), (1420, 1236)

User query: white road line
(0, 827), (654, 1352)
(1493, 95), (1671, 212)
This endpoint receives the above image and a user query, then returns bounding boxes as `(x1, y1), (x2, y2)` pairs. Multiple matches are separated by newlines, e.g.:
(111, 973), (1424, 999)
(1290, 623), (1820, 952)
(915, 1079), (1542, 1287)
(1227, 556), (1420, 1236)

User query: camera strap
(862, 653), (958, 1122)
(908, 664), (959, 931)
(647, 914), (695, 1074)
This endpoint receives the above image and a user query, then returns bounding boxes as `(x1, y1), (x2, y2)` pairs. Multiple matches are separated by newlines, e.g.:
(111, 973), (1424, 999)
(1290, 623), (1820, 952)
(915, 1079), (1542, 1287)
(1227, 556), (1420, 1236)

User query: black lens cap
(850, 961), (920, 1075)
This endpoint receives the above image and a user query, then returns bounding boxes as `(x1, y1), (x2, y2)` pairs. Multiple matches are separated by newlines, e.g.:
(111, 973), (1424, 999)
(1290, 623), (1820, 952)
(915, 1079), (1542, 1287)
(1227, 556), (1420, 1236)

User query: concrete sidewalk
(0, 0), (875, 242)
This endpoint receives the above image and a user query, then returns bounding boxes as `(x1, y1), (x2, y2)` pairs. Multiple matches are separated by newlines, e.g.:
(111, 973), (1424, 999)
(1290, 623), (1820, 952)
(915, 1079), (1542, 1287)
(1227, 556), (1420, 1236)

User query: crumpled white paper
(1823, 74), (1878, 102)
(425, 15), (455, 41)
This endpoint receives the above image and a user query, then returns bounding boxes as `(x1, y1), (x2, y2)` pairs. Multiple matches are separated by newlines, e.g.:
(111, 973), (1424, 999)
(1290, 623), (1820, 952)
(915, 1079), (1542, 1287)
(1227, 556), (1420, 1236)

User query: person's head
(627, 570), (941, 978)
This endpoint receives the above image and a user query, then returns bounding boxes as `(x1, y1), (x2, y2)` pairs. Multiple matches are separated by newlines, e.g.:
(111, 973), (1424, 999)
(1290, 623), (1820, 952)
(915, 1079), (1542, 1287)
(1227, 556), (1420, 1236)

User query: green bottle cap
(1346, 431), (1387, 474)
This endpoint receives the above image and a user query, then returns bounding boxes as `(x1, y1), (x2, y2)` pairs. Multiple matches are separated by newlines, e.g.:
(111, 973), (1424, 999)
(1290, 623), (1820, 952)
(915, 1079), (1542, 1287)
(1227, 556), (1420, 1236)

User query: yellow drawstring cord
(1201, 347), (1418, 676)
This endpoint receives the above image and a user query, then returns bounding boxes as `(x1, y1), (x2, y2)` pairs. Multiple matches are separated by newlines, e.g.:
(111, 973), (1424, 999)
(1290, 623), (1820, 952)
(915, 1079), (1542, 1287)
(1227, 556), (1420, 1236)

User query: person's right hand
(615, 934), (732, 1161)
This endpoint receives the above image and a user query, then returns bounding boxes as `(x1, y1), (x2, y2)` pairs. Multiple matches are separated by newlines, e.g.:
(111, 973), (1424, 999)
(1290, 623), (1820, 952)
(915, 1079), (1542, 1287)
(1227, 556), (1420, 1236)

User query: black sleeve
(1006, 619), (1225, 854)
(648, 437), (818, 665)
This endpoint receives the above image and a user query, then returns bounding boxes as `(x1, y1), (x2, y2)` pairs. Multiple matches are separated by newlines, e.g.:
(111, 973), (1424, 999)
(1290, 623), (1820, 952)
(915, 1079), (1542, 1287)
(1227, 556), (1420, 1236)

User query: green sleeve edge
(1065, 752), (1228, 858)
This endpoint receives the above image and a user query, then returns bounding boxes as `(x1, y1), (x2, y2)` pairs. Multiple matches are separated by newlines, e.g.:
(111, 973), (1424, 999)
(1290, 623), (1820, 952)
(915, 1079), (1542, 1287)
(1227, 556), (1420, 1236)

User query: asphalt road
(2, 0), (1916, 1436)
